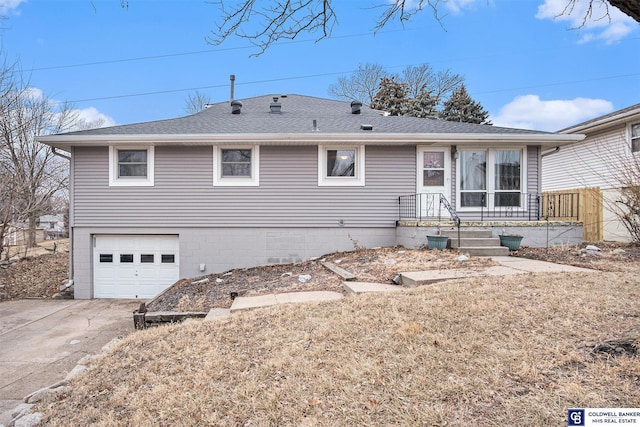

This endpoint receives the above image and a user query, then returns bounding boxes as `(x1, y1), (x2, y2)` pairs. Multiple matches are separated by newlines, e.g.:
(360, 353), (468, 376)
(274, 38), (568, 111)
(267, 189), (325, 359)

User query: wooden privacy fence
(542, 187), (603, 242)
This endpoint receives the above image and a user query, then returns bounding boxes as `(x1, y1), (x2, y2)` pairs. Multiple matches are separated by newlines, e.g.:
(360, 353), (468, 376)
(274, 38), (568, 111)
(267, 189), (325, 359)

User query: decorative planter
(499, 235), (523, 251)
(426, 235), (449, 250)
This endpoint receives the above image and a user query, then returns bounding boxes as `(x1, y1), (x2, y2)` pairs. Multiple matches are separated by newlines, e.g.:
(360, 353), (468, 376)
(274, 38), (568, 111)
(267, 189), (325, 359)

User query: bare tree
(562, 0), (640, 25)
(604, 141), (640, 243)
(401, 64), (463, 109)
(0, 63), (76, 251)
(206, 0), (338, 56)
(328, 63), (388, 106)
(184, 90), (213, 114)
(206, 1), (640, 54)
(329, 62), (464, 111)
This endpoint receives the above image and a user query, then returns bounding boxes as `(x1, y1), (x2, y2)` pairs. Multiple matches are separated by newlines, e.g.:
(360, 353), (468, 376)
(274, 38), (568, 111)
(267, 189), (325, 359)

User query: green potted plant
(498, 230), (523, 251)
(426, 228), (449, 250)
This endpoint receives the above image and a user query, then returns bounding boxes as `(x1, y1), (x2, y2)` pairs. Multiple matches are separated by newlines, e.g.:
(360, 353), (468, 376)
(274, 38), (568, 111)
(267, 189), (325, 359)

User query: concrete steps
(441, 229), (510, 256)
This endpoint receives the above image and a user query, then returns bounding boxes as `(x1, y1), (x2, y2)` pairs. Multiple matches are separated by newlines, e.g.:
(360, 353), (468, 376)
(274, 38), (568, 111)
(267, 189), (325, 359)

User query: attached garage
(93, 235), (179, 299)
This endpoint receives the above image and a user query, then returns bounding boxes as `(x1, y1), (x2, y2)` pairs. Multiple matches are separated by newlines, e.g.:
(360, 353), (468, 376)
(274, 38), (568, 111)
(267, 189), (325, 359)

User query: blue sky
(1, 0), (638, 131)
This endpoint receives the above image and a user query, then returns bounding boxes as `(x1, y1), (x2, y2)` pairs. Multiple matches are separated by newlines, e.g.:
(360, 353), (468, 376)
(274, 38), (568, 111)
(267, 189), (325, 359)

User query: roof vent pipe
(312, 119), (319, 131)
(270, 96), (281, 114)
(230, 74), (235, 102)
(231, 100), (243, 114)
(351, 100), (362, 114)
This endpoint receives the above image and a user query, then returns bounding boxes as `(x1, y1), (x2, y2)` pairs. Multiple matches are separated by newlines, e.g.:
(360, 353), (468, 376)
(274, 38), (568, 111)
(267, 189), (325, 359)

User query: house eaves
(560, 103), (640, 135)
(37, 132), (584, 151)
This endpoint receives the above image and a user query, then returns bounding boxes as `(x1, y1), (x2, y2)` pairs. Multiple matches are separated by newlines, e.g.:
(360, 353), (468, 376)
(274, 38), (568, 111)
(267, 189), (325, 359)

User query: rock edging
(3, 337), (122, 427)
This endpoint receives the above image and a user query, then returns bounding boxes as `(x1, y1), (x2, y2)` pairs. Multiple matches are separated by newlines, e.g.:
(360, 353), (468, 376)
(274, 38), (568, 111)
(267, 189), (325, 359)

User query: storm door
(417, 147), (451, 218)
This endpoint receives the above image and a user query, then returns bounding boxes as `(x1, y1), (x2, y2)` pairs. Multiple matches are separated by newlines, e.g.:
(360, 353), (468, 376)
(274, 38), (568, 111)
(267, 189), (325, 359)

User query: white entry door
(417, 147), (451, 218)
(94, 235), (179, 299)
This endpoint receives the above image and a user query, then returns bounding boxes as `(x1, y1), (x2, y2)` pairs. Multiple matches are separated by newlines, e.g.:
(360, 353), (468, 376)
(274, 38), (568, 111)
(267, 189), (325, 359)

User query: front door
(417, 146), (451, 218)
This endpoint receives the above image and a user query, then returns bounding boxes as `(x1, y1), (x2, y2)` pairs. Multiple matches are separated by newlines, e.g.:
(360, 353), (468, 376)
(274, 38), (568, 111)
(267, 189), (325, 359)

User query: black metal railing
(398, 193), (446, 221)
(398, 192), (580, 222)
(478, 192), (540, 221)
(439, 194), (461, 248)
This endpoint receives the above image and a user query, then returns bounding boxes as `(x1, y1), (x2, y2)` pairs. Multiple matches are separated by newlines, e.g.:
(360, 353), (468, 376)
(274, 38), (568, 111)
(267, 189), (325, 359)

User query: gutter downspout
(51, 146), (73, 295)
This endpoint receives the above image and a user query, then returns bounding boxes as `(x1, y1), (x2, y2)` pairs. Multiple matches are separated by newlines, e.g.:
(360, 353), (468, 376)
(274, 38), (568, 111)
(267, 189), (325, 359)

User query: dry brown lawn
(36, 262), (640, 426)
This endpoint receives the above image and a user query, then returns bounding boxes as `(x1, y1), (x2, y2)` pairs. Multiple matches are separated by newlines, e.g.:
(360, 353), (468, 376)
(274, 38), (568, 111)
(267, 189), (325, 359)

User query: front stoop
(442, 229), (510, 256)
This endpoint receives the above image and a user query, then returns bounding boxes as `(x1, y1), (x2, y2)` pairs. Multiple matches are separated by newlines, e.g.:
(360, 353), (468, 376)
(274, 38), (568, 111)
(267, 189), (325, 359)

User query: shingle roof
(59, 94), (550, 137)
(559, 102), (640, 133)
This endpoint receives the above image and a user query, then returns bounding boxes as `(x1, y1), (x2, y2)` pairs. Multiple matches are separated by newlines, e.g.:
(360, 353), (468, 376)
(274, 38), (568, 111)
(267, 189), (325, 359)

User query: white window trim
(455, 147), (527, 212)
(318, 145), (365, 187)
(213, 145), (260, 187)
(630, 122), (640, 154)
(109, 146), (155, 187)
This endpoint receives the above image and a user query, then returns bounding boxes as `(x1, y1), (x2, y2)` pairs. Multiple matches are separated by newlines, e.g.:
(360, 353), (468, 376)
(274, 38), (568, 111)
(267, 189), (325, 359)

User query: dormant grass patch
(38, 270), (639, 426)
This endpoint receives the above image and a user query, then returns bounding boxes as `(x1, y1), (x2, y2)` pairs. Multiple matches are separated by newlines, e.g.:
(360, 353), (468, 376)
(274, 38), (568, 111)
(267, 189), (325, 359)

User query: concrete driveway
(0, 299), (139, 425)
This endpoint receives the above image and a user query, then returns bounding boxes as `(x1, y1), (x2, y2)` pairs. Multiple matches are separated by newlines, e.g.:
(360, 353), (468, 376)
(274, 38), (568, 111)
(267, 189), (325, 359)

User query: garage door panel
(94, 235), (179, 299)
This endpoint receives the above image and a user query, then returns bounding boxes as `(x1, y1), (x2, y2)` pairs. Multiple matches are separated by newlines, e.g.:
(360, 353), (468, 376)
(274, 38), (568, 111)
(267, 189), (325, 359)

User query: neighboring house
(543, 103), (640, 242)
(1, 223), (45, 247)
(38, 214), (68, 239)
(38, 94), (583, 300)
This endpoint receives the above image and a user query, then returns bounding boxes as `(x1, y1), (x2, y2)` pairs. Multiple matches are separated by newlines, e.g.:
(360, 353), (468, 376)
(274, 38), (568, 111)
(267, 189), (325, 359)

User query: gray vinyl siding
(543, 125), (627, 192)
(73, 145), (416, 228)
(526, 145), (539, 196)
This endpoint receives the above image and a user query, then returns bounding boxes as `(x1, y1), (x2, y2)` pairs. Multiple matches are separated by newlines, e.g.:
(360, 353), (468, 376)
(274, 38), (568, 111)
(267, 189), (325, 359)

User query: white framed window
(456, 147), (526, 210)
(213, 145), (259, 186)
(109, 146), (154, 187)
(318, 145), (365, 186)
(631, 123), (640, 154)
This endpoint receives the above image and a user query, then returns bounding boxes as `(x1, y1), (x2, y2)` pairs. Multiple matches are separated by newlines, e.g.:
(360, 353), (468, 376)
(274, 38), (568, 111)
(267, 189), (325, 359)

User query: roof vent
(312, 119), (319, 132)
(231, 100), (243, 114)
(351, 100), (362, 114)
(270, 96), (281, 114)
(360, 124), (373, 131)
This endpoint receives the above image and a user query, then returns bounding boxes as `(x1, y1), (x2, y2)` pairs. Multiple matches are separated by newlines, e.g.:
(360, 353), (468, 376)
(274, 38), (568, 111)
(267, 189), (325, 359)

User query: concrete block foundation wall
(72, 222), (583, 299)
(72, 227), (397, 299)
(396, 221), (583, 249)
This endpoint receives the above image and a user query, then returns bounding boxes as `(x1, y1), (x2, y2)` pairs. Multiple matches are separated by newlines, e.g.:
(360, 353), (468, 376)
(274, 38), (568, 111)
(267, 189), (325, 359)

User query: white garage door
(94, 235), (179, 299)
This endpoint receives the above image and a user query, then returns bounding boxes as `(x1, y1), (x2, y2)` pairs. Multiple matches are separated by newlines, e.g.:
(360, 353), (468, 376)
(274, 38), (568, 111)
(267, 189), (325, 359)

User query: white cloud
(0, 0), (27, 14)
(72, 107), (117, 130)
(22, 87), (116, 130)
(536, 0), (637, 44)
(23, 86), (44, 101)
(393, 0), (483, 15)
(490, 95), (613, 131)
(445, 0), (484, 14)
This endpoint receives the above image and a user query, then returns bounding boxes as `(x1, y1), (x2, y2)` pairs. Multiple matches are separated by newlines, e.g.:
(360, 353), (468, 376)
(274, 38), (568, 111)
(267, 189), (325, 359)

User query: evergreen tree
(440, 85), (492, 125)
(406, 86), (438, 119)
(370, 77), (409, 116)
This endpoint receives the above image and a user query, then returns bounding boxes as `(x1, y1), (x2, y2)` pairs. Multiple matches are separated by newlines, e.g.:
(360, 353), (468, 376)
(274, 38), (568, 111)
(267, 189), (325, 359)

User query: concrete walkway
(207, 257), (596, 320)
(0, 299), (139, 426)
(401, 256), (595, 287)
